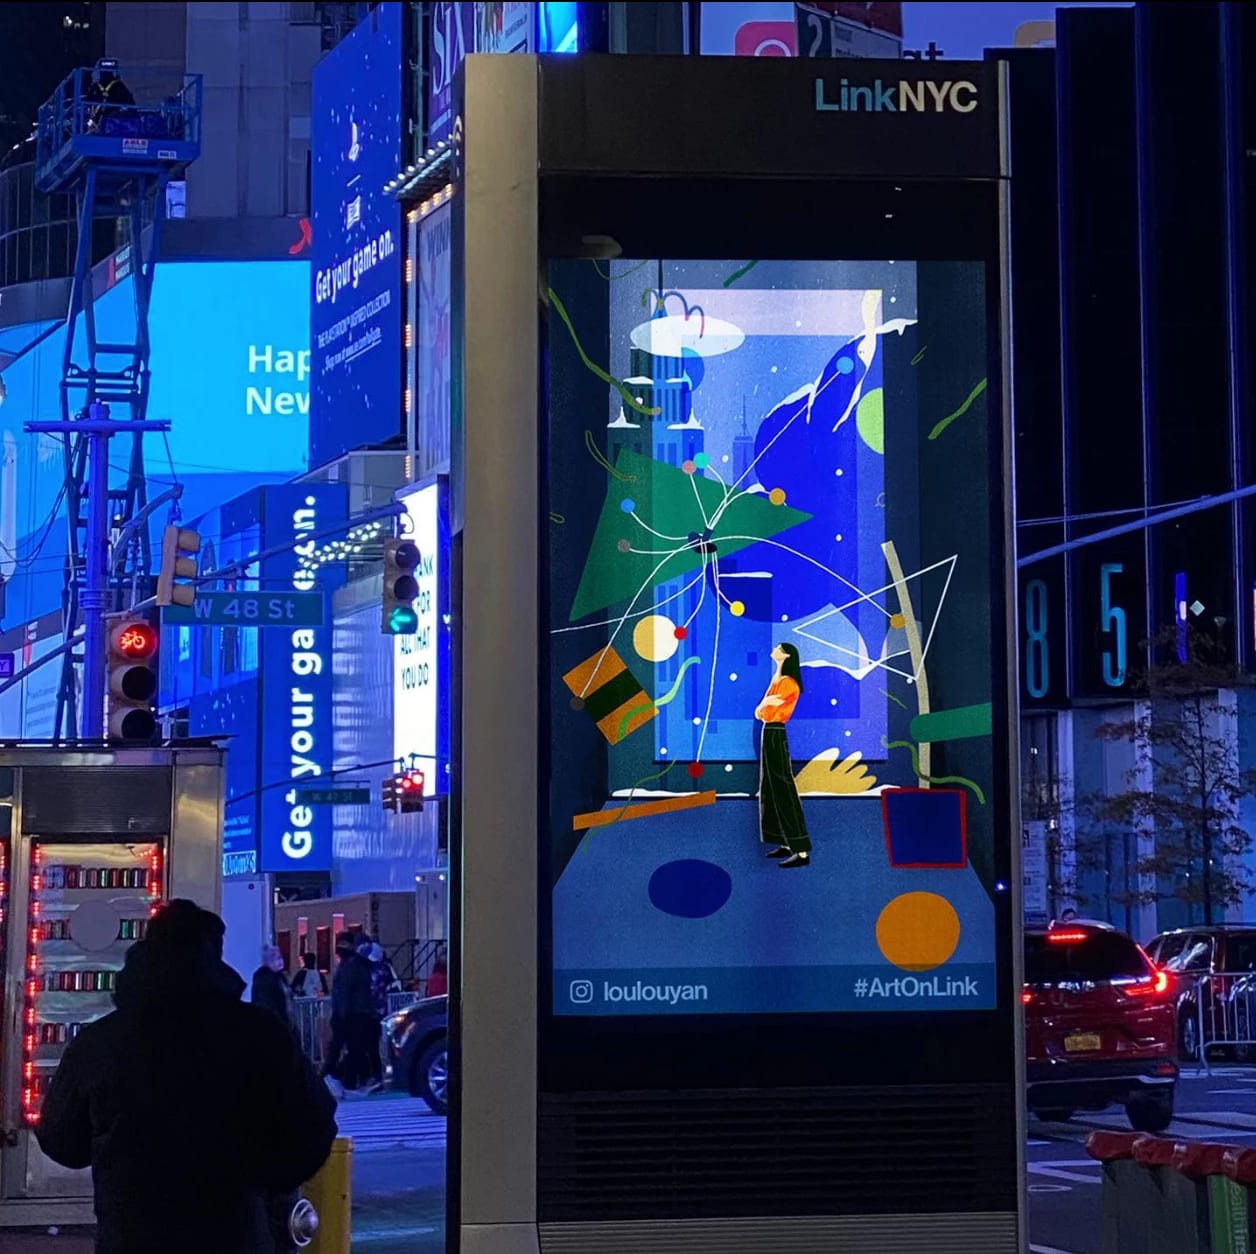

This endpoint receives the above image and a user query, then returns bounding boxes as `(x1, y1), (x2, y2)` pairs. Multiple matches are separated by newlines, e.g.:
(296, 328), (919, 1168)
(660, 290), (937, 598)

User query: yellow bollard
(302, 1135), (353, 1252)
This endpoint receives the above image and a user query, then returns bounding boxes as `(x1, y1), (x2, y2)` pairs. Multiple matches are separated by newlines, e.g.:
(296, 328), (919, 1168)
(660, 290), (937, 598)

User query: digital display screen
(310, 1), (404, 467)
(174, 505), (263, 874)
(258, 483), (347, 873)
(426, 3), (473, 146)
(393, 479), (450, 785)
(547, 257), (999, 1016)
(0, 260), (311, 634)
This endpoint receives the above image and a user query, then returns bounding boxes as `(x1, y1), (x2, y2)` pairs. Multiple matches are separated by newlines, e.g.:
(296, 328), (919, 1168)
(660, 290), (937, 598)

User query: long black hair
(777, 642), (804, 693)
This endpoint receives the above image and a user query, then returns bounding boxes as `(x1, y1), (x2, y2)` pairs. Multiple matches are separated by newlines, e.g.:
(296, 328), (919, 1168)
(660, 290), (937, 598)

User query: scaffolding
(28, 63), (202, 740)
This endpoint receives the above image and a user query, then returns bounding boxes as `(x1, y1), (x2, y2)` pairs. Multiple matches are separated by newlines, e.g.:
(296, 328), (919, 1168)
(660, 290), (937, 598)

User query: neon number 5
(1100, 562), (1127, 687)
(1025, 579), (1049, 699)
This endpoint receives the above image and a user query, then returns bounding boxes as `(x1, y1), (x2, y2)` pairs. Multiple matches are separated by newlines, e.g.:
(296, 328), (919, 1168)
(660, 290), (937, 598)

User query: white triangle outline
(792, 554), (958, 683)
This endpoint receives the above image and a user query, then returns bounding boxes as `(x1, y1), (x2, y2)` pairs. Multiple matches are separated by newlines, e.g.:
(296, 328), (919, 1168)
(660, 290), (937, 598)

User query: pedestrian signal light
(106, 615), (158, 742)
(156, 525), (201, 607)
(381, 538), (420, 635)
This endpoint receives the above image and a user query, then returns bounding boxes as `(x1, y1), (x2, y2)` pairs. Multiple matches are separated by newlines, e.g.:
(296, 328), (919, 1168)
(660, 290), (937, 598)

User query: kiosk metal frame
(454, 52), (1022, 1254)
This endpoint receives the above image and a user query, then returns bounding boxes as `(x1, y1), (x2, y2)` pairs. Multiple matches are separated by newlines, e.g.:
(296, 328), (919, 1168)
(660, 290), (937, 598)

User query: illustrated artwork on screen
(548, 259), (996, 1014)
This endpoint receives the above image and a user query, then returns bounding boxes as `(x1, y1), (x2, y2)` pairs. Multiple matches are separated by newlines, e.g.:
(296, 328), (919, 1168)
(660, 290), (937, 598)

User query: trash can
(1160, 1140), (1229, 1254)
(1089, 1130), (1157, 1254)
(1212, 1147), (1256, 1254)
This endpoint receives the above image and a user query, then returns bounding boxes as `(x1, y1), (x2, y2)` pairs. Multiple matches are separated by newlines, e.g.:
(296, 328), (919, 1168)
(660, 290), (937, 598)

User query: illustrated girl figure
(756, 642), (811, 868)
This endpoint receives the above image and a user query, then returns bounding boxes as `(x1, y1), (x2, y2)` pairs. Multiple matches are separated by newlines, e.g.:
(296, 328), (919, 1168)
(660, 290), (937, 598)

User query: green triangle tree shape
(570, 448), (812, 622)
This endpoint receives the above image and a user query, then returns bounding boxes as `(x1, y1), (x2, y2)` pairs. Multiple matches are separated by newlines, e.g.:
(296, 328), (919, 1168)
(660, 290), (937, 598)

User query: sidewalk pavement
(0, 1230), (93, 1253)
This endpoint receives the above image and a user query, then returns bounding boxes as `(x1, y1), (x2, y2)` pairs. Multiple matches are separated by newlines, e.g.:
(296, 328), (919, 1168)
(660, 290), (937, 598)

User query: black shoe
(778, 853), (810, 868)
(765, 845), (791, 859)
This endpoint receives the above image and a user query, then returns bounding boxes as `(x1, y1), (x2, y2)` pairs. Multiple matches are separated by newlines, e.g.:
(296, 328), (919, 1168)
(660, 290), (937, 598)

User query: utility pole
(27, 405), (170, 737)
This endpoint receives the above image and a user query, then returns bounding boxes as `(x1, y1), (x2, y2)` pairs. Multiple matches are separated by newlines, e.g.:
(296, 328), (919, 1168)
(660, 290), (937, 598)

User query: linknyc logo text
(815, 76), (979, 114)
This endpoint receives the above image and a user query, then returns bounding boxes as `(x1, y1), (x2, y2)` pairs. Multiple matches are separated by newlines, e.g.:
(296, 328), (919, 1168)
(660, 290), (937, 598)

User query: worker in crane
(84, 59), (136, 134)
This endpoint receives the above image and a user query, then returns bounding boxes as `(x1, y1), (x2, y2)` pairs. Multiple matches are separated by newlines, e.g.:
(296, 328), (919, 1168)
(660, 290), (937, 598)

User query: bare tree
(1084, 626), (1255, 925)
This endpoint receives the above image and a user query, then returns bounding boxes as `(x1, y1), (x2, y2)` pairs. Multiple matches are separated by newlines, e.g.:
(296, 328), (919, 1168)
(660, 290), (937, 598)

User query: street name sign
(296, 787), (372, 806)
(162, 591), (324, 627)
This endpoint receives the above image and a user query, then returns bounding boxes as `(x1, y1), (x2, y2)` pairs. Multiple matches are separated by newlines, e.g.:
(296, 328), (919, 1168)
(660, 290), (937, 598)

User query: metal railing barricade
(1188, 972), (1256, 1075)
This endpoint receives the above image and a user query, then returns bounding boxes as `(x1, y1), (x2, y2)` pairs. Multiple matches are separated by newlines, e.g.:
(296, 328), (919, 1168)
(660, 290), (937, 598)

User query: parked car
(1023, 922), (1177, 1132)
(383, 995), (448, 1114)
(1146, 926), (1256, 1061)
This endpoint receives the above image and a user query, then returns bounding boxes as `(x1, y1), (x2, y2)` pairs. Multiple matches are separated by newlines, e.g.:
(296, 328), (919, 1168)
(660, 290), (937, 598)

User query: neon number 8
(1025, 579), (1049, 699)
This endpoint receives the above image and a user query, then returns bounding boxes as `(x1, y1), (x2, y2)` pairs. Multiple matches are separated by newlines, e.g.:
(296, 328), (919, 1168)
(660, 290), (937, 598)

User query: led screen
(393, 479), (450, 787)
(547, 257), (998, 1016)
(258, 483), (347, 873)
(310, 1), (404, 467)
(173, 505), (263, 874)
(0, 260), (311, 635)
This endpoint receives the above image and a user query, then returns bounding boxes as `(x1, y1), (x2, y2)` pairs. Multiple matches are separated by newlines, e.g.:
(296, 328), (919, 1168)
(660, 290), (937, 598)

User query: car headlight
(384, 1013), (416, 1050)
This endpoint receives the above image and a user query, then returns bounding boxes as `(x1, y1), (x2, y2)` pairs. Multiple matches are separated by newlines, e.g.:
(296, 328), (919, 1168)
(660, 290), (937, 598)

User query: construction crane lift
(28, 59), (202, 740)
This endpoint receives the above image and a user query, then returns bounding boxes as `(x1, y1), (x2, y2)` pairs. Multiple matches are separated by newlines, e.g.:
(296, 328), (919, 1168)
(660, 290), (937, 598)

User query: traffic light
(381, 537), (420, 635)
(382, 768), (424, 814)
(105, 615), (158, 742)
(398, 767), (425, 813)
(156, 524), (201, 607)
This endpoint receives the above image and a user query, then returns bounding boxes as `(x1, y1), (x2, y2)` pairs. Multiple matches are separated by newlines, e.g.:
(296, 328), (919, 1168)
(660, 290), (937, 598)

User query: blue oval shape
(648, 859), (733, 919)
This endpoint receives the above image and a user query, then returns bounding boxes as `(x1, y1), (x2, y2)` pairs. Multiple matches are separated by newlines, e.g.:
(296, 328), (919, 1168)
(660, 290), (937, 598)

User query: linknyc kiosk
(452, 52), (1022, 1253)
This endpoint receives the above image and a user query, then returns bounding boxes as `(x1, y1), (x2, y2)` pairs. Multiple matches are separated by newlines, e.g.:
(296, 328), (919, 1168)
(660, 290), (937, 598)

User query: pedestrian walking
(36, 900), (336, 1254)
(426, 946), (448, 997)
(364, 942), (399, 1088)
(292, 951), (328, 998)
(324, 930), (374, 1097)
(253, 944), (295, 1027)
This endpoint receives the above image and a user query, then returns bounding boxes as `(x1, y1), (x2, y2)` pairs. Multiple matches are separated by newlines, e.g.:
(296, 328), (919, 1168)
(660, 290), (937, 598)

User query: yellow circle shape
(875, 892), (961, 972)
(768, 487), (787, 506)
(889, 612), (906, 629)
(632, 614), (679, 663)
(728, 600), (746, 618)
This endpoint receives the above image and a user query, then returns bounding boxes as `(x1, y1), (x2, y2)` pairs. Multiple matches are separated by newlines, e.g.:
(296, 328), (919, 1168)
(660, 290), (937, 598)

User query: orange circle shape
(875, 891), (961, 972)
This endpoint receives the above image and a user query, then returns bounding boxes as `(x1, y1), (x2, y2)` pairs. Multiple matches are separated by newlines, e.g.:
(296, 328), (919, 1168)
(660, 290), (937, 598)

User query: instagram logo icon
(569, 980), (594, 1004)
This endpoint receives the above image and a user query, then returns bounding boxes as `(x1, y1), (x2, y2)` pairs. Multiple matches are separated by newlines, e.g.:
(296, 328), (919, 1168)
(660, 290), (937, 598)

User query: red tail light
(1046, 930), (1090, 944)
(1021, 988), (1034, 1005)
(1122, 969), (1170, 998)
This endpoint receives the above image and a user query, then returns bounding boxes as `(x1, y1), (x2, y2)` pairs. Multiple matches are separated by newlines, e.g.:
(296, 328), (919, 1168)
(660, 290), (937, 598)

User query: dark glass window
(1025, 931), (1150, 983)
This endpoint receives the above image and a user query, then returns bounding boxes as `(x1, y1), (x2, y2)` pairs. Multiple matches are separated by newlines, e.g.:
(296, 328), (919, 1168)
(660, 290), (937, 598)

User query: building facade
(1011, 3), (1256, 935)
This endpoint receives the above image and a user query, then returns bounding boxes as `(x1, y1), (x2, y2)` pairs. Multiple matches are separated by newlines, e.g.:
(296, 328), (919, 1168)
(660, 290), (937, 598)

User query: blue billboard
(170, 482), (346, 876)
(258, 482), (348, 873)
(0, 259), (312, 634)
(310, 1), (405, 468)
(171, 490), (265, 873)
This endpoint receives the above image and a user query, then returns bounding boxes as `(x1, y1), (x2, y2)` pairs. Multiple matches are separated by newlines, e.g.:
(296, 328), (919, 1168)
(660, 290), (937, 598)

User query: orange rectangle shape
(572, 790), (717, 831)
(562, 646), (626, 696)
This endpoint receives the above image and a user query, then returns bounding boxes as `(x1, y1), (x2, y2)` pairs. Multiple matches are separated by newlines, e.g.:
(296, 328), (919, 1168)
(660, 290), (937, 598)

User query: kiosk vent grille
(21, 767), (173, 834)
(538, 1084), (1018, 1221)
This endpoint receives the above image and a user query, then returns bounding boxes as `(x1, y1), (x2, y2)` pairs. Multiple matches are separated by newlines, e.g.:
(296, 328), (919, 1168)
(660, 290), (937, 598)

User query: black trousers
(323, 1017), (347, 1080)
(344, 1013), (377, 1089)
(759, 723), (812, 853)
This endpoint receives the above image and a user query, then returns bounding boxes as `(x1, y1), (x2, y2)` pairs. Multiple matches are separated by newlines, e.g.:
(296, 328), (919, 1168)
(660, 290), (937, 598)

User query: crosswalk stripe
(333, 1097), (447, 1151)
(1178, 1110), (1256, 1128)
(1027, 1163), (1100, 1185)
